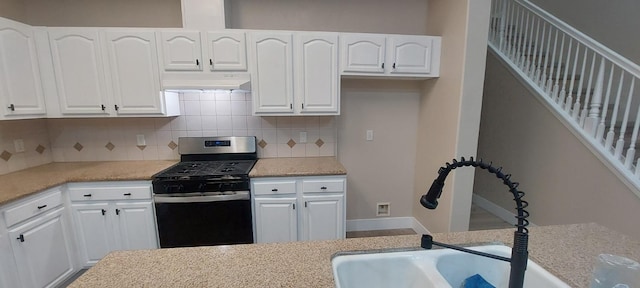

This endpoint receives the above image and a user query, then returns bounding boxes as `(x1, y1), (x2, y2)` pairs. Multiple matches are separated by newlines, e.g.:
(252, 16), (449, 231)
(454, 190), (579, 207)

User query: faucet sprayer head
(420, 179), (444, 209)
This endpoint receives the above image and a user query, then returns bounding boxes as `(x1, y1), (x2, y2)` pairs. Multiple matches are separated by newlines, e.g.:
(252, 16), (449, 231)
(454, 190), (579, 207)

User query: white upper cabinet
(295, 33), (339, 114)
(248, 32), (294, 114)
(104, 30), (166, 115)
(340, 34), (386, 74)
(341, 33), (441, 77)
(160, 31), (202, 71)
(48, 28), (110, 115)
(0, 18), (46, 118)
(205, 32), (247, 71)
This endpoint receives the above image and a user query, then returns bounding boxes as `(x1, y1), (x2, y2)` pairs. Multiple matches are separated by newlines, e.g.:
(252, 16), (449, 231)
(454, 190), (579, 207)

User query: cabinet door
(48, 29), (110, 115)
(104, 30), (163, 115)
(301, 194), (344, 241)
(295, 33), (339, 114)
(71, 202), (112, 266)
(249, 33), (294, 114)
(340, 34), (386, 74)
(113, 201), (158, 251)
(206, 32), (247, 71)
(0, 18), (46, 117)
(9, 208), (74, 288)
(254, 197), (297, 243)
(0, 227), (20, 288)
(388, 36), (433, 75)
(160, 31), (202, 71)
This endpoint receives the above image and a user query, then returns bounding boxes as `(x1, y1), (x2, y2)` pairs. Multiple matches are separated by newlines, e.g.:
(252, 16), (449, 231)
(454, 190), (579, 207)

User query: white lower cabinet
(1, 186), (76, 288)
(68, 181), (158, 267)
(251, 175), (346, 244)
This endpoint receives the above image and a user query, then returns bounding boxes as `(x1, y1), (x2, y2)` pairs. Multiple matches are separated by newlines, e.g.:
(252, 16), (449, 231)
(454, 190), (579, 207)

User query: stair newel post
(546, 29), (559, 96)
(558, 38), (573, 106)
(534, 22), (547, 84)
(596, 65), (616, 143)
(580, 53), (598, 127)
(573, 48), (589, 121)
(604, 72), (624, 151)
(584, 58), (606, 137)
(552, 34), (566, 102)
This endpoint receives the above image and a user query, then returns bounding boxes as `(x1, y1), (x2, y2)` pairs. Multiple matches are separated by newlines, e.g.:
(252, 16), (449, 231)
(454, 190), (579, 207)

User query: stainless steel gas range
(152, 136), (257, 248)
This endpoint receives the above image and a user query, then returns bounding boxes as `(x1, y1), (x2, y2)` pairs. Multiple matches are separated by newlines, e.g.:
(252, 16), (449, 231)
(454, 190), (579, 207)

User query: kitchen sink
(331, 244), (570, 288)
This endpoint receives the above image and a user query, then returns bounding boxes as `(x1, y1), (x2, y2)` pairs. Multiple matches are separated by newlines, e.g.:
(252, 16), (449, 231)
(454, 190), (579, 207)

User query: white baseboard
(346, 217), (430, 234)
(472, 193), (536, 227)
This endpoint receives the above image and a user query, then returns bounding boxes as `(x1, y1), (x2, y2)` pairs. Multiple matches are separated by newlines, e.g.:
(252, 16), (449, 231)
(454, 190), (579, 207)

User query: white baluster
(546, 29), (559, 95)
(534, 22), (547, 84)
(522, 13), (534, 71)
(605, 73), (625, 152)
(528, 17), (540, 78)
(580, 53), (598, 127)
(624, 77), (640, 169)
(573, 49), (588, 121)
(584, 58), (606, 136)
(519, 12), (531, 69)
(558, 38), (573, 106)
(565, 44), (580, 113)
(503, 0), (514, 54)
(619, 77), (636, 163)
(552, 34), (566, 102)
(596, 65), (615, 143)
(540, 25), (553, 87)
(498, 0), (508, 50)
(514, 7), (526, 62)
(635, 157), (640, 177)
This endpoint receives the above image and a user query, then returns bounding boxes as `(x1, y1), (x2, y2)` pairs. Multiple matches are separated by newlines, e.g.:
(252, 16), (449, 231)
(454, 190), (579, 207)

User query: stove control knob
(165, 184), (184, 193)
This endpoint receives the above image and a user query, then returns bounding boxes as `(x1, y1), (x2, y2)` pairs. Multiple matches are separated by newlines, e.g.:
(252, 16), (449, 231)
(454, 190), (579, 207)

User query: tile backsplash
(0, 119), (53, 175)
(47, 91), (337, 162)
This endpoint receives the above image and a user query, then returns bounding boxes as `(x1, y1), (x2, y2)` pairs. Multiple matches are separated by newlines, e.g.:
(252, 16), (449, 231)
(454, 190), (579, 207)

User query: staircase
(487, 0), (640, 197)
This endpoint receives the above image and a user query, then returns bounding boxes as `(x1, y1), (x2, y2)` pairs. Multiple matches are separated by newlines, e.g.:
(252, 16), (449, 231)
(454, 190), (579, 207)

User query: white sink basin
(332, 245), (571, 288)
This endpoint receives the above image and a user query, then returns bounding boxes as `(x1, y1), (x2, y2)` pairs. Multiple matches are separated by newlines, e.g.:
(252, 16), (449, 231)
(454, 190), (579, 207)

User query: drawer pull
(320, 186), (327, 190)
(37, 205), (47, 209)
(101, 209), (106, 216)
(271, 188), (278, 192)
(16, 234), (24, 242)
(123, 193), (132, 196)
(116, 209), (121, 215)
(83, 194), (92, 197)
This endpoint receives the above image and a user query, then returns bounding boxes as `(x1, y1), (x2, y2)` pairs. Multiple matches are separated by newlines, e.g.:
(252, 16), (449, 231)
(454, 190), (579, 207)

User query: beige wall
(227, 0), (428, 34)
(412, 0), (491, 233)
(22, 0), (182, 27)
(476, 52), (640, 239)
(530, 0), (640, 64)
(0, 0), (26, 22)
(338, 80), (421, 219)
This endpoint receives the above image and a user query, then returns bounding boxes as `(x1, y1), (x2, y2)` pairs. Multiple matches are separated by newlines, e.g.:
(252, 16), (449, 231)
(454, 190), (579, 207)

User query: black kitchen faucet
(419, 157), (529, 288)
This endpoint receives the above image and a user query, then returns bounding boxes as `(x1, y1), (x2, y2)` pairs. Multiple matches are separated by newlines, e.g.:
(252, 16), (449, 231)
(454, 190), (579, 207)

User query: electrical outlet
(376, 202), (390, 216)
(14, 139), (25, 153)
(366, 130), (374, 141)
(299, 131), (307, 143)
(136, 134), (146, 146)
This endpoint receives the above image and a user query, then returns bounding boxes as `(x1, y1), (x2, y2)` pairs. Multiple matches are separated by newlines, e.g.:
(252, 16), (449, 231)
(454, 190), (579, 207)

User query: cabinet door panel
(49, 29), (109, 115)
(341, 34), (385, 74)
(114, 202), (158, 250)
(254, 197), (297, 243)
(249, 33), (294, 114)
(296, 34), (339, 114)
(206, 32), (247, 71)
(0, 18), (46, 116)
(104, 31), (162, 115)
(161, 31), (202, 71)
(72, 203), (112, 266)
(389, 36), (432, 74)
(302, 194), (344, 241)
(9, 209), (74, 288)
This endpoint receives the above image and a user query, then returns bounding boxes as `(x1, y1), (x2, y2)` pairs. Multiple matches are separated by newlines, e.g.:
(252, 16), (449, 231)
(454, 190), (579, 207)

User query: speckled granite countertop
(249, 157), (347, 177)
(70, 223), (639, 288)
(0, 161), (177, 205)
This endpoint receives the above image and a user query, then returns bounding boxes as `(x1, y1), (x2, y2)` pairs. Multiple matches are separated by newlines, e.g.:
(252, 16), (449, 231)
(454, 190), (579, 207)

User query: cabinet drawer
(253, 181), (296, 195)
(302, 179), (345, 193)
(4, 191), (62, 227)
(68, 185), (152, 201)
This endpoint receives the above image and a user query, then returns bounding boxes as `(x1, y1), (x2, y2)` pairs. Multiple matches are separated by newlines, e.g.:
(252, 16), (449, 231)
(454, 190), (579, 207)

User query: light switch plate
(14, 139), (25, 153)
(299, 132), (307, 143)
(366, 130), (374, 141)
(136, 134), (146, 146)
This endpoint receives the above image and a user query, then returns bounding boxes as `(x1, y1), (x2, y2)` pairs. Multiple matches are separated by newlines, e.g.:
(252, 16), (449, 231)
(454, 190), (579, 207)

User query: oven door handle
(154, 192), (250, 203)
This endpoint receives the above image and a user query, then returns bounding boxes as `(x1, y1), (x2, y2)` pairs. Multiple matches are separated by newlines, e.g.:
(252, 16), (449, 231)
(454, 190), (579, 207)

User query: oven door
(154, 191), (253, 248)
